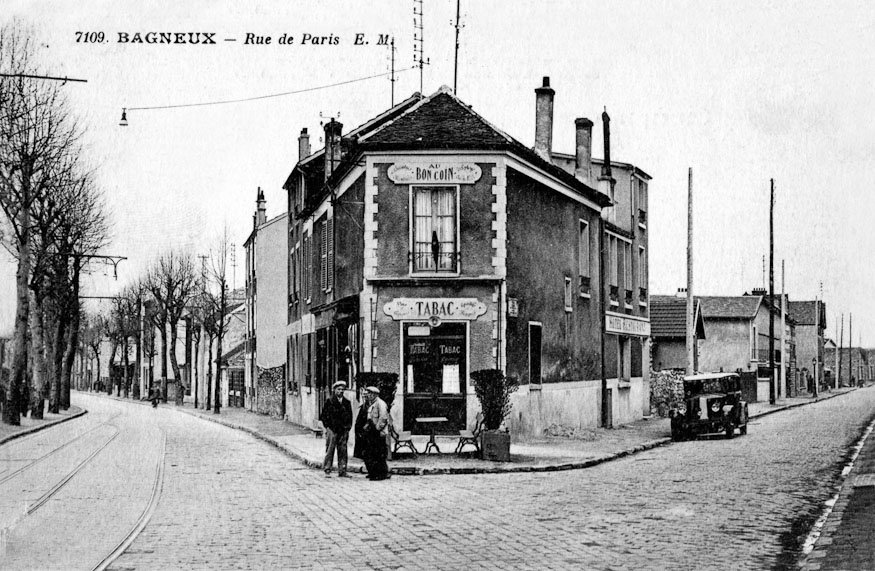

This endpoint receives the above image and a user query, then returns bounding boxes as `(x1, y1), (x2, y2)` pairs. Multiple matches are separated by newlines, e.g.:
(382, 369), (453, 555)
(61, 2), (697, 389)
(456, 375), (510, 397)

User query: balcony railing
(409, 250), (460, 273)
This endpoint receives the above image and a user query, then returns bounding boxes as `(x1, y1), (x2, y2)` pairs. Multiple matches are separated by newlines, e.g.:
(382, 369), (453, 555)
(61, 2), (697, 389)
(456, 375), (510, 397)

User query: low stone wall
(256, 365), (284, 418)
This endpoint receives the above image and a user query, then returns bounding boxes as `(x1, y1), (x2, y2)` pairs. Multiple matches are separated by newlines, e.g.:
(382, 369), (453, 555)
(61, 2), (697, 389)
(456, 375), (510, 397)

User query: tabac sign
(387, 162), (482, 184)
(384, 298), (488, 322)
(605, 313), (651, 337)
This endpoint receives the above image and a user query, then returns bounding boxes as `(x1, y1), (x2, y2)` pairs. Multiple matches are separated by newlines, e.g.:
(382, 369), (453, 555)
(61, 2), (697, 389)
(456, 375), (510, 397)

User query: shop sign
(605, 313), (651, 336)
(387, 162), (482, 184)
(384, 298), (487, 321)
(507, 297), (519, 318)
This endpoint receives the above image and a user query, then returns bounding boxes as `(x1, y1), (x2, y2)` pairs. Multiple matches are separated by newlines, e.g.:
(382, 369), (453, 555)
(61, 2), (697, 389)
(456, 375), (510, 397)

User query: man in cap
(363, 386), (391, 480)
(320, 381), (353, 477)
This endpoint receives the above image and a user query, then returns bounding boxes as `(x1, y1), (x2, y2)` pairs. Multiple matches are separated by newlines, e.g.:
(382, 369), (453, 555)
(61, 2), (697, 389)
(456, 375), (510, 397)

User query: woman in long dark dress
(353, 403), (368, 460)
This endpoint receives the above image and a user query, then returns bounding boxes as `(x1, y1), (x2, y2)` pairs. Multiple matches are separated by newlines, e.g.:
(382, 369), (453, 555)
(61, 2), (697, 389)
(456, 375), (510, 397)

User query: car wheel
(740, 424), (747, 435)
(725, 423), (735, 439)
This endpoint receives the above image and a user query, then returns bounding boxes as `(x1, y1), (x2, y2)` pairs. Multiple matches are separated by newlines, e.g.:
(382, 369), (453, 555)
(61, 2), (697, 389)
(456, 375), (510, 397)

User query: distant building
(243, 189), (289, 415)
(788, 300), (826, 392)
(649, 293), (705, 371)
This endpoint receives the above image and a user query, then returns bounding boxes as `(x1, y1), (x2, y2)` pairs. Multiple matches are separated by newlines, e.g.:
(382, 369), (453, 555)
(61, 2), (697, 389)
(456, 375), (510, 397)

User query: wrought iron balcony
(409, 250), (460, 273)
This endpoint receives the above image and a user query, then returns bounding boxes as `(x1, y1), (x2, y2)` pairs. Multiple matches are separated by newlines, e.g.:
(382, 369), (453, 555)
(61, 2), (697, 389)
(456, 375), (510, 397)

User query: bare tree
(199, 230), (232, 414)
(146, 251), (197, 405)
(0, 22), (85, 424)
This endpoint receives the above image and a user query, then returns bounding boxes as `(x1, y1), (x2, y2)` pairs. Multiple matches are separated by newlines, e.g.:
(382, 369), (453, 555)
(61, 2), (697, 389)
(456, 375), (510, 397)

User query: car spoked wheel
(725, 422), (735, 439)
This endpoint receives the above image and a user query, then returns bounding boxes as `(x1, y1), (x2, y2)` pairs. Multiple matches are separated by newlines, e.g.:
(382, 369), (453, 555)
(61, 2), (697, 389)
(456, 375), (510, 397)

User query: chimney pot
(324, 119), (343, 182)
(534, 77), (555, 162)
(256, 186), (267, 226)
(574, 117), (594, 184)
(298, 127), (311, 161)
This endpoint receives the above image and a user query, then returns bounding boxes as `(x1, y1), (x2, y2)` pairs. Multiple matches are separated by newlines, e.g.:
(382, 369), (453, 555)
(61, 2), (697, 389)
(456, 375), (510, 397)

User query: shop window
(412, 186), (458, 273)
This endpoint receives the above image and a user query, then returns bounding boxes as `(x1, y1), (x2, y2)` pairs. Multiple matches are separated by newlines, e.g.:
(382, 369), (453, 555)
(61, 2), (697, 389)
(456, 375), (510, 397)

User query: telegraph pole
(453, 0), (461, 94)
(838, 313), (844, 388)
(813, 296), (819, 398)
(686, 168), (695, 375)
(780, 259), (786, 398)
(769, 179), (776, 404)
(849, 313), (853, 385)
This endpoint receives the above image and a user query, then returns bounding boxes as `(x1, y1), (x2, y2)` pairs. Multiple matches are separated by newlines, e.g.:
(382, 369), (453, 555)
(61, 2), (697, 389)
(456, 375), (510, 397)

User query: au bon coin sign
(388, 162), (482, 184)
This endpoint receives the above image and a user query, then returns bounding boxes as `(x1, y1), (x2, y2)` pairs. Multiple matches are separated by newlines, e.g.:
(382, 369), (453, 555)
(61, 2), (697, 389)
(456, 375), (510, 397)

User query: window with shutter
(326, 217), (334, 292)
(320, 219), (328, 291)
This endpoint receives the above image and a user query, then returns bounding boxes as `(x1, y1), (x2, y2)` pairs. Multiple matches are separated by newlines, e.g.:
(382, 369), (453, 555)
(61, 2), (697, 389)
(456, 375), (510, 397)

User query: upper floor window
(412, 185), (458, 273)
(578, 220), (591, 296)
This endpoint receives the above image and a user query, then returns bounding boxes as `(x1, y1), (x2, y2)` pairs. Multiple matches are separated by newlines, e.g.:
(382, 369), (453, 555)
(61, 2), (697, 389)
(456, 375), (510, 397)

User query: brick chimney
(298, 127), (310, 161)
(574, 117), (594, 184)
(324, 119), (343, 182)
(534, 76), (555, 162)
(597, 108), (615, 199)
(256, 187), (266, 226)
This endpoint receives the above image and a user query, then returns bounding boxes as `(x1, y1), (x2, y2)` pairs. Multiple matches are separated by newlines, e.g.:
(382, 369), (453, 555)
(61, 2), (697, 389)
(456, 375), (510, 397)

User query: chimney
(676, 288), (688, 298)
(324, 119), (343, 182)
(298, 127), (310, 161)
(601, 108), (612, 178)
(534, 76), (555, 162)
(574, 117), (594, 183)
(256, 187), (266, 226)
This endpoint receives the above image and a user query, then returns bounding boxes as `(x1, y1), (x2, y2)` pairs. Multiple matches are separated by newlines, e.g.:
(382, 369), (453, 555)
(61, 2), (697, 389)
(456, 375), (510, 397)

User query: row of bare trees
(1, 22), (109, 425)
(80, 238), (232, 414)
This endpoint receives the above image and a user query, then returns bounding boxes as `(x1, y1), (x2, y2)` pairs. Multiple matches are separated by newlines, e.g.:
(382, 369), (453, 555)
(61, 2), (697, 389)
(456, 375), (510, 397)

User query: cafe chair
(390, 424), (418, 457)
(455, 412), (484, 455)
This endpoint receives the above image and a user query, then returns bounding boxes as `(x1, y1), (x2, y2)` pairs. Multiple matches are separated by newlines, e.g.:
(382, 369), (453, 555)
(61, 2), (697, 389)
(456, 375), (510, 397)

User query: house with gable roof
(283, 79), (651, 437)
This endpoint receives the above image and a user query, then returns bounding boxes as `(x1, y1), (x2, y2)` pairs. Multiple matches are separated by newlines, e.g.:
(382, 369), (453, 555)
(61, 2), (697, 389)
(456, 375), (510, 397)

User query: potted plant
(471, 369), (518, 461)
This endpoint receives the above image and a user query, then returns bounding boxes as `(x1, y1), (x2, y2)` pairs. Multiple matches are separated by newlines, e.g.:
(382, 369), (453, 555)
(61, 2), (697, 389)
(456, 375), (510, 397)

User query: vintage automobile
(670, 373), (749, 440)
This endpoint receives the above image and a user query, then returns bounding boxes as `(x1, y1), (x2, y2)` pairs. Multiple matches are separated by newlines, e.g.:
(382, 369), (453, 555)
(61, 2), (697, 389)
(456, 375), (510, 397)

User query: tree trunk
(3, 189), (30, 425)
(159, 322), (168, 402)
(49, 312), (67, 414)
(122, 337), (130, 398)
(108, 341), (118, 396)
(214, 330), (223, 414)
(169, 319), (186, 405)
(193, 331), (200, 409)
(133, 308), (141, 399)
(206, 336), (214, 410)
(28, 295), (46, 419)
(60, 268), (79, 409)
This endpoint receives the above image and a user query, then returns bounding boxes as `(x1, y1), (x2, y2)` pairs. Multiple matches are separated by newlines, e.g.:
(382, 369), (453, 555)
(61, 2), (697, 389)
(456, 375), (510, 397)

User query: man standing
(320, 381), (353, 477)
(363, 386), (391, 481)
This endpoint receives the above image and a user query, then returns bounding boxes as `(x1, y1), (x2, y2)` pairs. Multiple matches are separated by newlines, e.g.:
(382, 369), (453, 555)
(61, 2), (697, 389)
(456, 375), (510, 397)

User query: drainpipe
(600, 215), (608, 428)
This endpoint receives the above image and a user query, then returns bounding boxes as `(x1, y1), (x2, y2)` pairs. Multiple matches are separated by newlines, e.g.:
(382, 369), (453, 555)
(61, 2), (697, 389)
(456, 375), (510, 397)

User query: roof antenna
(413, 0), (430, 93)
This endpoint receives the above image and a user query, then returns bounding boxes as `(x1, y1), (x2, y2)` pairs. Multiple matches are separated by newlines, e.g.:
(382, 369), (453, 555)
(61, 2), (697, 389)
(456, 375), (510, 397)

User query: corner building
(284, 80), (651, 437)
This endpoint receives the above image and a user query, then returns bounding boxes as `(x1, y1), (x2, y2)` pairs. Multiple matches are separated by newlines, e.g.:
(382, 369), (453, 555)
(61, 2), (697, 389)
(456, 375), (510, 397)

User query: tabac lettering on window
(384, 298), (488, 321)
(388, 162), (482, 184)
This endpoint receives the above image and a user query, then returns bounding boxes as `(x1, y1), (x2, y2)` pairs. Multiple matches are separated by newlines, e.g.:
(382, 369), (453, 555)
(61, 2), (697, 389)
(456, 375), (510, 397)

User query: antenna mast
(413, 0), (429, 93)
(453, 0), (462, 94)
(390, 36), (397, 106)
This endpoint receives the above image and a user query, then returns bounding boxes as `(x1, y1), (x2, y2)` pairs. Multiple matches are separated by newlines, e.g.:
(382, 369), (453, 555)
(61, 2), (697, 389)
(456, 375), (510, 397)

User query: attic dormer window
(411, 185), (458, 273)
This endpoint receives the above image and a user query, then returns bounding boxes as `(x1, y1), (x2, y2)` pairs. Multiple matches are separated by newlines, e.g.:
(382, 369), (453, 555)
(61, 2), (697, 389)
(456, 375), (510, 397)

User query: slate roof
(650, 295), (706, 338)
(289, 86), (612, 216)
(789, 300), (823, 325)
(698, 296), (763, 319)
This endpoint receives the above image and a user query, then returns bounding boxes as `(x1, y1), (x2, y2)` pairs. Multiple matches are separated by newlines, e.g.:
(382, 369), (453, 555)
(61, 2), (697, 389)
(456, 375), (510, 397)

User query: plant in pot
(471, 369), (518, 461)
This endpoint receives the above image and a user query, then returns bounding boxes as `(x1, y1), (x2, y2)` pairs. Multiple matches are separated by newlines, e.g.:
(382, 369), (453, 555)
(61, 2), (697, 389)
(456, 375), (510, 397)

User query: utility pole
(813, 296), (819, 398)
(390, 37), (396, 106)
(769, 179), (776, 404)
(686, 167), (695, 375)
(849, 313), (853, 385)
(838, 313), (844, 388)
(780, 259), (786, 398)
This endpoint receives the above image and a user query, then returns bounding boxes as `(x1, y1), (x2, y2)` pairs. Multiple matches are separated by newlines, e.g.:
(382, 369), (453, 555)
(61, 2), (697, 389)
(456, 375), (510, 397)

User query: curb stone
(88, 387), (856, 477)
(0, 408), (88, 447)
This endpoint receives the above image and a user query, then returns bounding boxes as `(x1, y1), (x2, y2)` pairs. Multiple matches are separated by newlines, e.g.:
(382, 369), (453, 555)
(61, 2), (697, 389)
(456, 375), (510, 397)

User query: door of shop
(402, 321), (467, 434)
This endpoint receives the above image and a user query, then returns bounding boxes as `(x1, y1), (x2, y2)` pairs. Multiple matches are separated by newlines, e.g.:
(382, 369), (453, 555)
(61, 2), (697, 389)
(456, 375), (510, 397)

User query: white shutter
(327, 217), (334, 291)
(320, 220), (328, 291)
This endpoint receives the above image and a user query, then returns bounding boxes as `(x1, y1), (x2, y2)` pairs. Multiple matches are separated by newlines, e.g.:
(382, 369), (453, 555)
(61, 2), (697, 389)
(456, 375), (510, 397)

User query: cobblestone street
(87, 387), (874, 570)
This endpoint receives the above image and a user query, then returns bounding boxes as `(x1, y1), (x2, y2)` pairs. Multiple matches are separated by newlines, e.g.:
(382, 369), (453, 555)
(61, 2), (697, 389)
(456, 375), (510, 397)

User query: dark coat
(320, 395), (352, 433)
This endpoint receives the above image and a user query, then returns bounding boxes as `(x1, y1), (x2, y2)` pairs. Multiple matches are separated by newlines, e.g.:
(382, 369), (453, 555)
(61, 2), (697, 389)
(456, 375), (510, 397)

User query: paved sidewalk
(0, 406), (87, 446)
(800, 389), (875, 571)
(163, 387), (856, 476)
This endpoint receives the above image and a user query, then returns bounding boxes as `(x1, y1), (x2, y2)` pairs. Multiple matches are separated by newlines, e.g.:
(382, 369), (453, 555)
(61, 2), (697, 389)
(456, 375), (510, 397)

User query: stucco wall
(698, 319), (752, 373)
(255, 214), (289, 369)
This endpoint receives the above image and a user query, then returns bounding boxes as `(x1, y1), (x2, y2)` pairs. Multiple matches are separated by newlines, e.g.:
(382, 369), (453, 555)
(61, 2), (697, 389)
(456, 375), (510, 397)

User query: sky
(1, 0), (874, 343)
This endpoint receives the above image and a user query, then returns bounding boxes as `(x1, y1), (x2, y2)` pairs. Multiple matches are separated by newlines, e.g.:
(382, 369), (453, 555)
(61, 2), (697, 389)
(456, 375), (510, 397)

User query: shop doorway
(402, 321), (467, 434)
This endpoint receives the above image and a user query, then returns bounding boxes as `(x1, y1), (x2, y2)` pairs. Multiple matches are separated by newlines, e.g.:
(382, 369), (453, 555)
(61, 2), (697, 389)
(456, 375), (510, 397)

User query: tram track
(92, 427), (167, 571)
(26, 425), (121, 515)
(0, 411), (122, 486)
